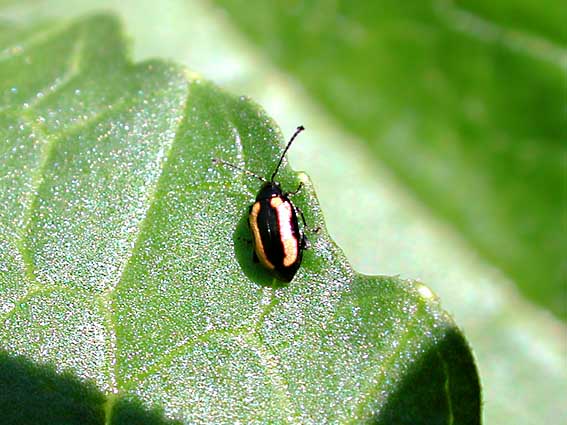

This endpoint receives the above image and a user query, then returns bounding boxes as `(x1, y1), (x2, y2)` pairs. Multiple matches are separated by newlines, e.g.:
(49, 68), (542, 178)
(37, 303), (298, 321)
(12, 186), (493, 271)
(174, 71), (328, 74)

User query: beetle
(213, 126), (310, 282)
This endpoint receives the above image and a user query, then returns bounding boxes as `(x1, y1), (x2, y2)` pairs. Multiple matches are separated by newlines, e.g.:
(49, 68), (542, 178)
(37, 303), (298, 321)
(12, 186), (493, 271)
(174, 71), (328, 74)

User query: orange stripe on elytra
(249, 202), (275, 270)
(270, 197), (298, 267)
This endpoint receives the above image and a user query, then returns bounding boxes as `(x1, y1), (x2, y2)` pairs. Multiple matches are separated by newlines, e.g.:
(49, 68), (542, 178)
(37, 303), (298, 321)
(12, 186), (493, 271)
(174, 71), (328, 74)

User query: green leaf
(0, 1), (560, 424)
(0, 15), (479, 424)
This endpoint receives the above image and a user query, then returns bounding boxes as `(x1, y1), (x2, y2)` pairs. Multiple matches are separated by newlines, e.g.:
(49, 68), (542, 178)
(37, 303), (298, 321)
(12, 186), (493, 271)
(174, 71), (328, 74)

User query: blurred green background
(213, 0), (565, 319)
(1, 0), (565, 423)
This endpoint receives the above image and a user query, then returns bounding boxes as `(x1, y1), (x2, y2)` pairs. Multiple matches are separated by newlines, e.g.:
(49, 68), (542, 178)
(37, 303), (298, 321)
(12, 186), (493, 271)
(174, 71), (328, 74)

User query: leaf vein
(122, 327), (249, 391)
(350, 318), (419, 422)
(241, 333), (296, 423)
(104, 85), (189, 393)
(0, 21), (74, 62)
(15, 93), (139, 285)
(0, 24), (86, 115)
(0, 284), (90, 323)
(438, 347), (455, 424)
(27, 25), (86, 110)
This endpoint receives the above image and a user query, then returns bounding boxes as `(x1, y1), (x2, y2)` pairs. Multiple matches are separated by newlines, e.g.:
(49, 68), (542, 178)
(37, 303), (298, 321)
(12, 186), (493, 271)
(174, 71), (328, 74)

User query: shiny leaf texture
(0, 15), (480, 424)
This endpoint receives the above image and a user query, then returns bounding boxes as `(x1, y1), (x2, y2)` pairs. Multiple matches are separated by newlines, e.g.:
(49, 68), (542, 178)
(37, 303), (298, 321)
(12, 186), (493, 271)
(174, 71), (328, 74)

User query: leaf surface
(0, 15), (480, 424)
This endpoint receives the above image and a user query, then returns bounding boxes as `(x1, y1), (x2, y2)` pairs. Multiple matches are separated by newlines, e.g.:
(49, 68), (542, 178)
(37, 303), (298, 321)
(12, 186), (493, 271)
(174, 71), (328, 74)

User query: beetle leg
(295, 204), (308, 227)
(237, 236), (252, 245)
(252, 251), (259, 263)
(294, 204), (320, 235)
(285, 182), (303, 197)
(302, 234), (310, 250)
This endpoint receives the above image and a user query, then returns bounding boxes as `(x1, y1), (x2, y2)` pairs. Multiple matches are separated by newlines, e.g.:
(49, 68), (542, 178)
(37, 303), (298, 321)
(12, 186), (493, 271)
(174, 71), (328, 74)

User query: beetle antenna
(271, 125), (305, 182)
(212, 158), (268, 182)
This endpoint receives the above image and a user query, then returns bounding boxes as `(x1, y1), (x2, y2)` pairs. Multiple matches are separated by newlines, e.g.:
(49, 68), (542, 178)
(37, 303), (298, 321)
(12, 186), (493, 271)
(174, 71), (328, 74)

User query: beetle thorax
(255, 182), (283, 201)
